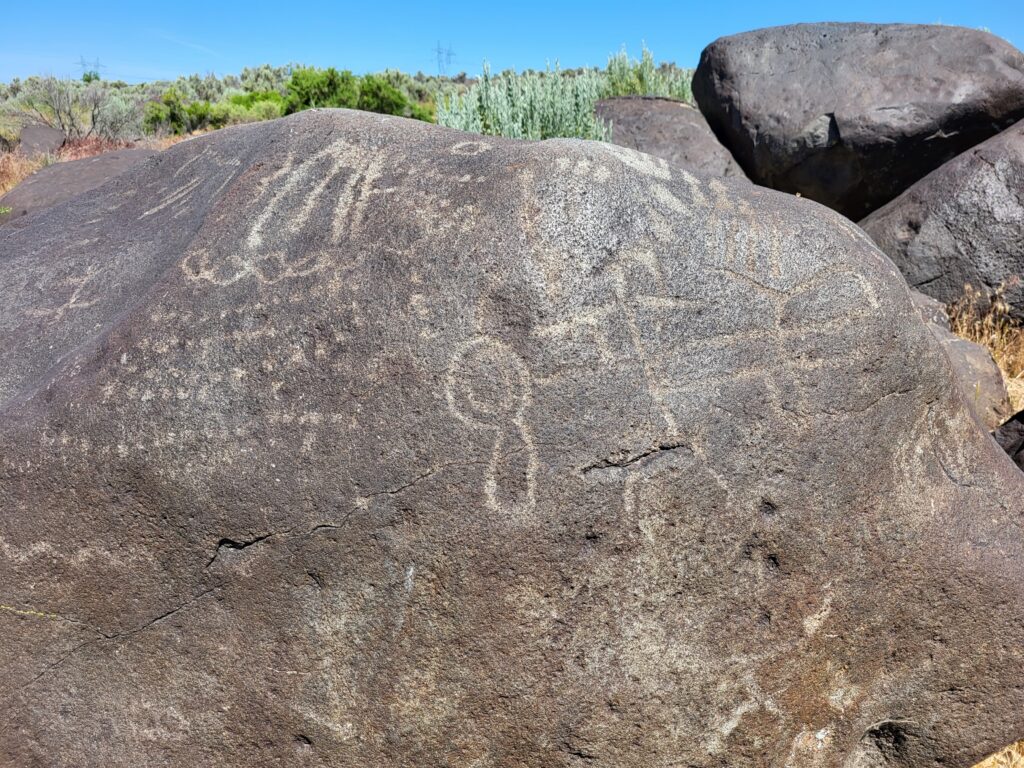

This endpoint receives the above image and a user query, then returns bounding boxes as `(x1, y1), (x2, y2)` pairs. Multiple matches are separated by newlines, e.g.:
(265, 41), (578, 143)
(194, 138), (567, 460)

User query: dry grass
(975, 742), (1024, 767)
(0, 151), (51, 196)
(0, 133), (193, 200)
(949, 282), (1024, 412)
(56, 136), (133, 161)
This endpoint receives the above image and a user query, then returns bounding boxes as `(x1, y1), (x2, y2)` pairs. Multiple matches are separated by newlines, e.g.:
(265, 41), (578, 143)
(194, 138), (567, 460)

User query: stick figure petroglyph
(445, 337), (539, 518)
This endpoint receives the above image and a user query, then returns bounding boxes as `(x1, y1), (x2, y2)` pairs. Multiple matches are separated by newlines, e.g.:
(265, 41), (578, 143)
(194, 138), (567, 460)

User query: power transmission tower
(76, 56), (105, 82)
(434, 42), (456, 76)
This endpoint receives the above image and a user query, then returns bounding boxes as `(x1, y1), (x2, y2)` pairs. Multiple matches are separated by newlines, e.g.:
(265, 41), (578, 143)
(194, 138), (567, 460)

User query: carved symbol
(26, 264), (99, 320)
(183, 138), (388, 286)
(450, 140), (493, 156)
(445, 337), (538, 518)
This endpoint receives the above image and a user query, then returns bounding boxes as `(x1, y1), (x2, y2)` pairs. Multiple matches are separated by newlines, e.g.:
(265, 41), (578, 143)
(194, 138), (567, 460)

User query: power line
(434, 41), (456, 76)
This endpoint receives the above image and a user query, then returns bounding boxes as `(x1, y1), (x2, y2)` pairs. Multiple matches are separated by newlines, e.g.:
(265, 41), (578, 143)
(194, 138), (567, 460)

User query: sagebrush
(438, 45), (694, 140)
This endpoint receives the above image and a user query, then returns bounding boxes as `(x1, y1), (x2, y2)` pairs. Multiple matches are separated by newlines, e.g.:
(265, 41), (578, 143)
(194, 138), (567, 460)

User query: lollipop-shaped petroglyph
(445, 337), (539, 519)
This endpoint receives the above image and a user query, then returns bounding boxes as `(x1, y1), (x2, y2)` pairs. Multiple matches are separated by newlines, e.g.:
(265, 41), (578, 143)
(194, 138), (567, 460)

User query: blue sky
(1, 0), (1021, 83)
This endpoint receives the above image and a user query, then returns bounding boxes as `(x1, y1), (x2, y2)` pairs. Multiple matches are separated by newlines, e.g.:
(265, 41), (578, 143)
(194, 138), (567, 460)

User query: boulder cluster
(601, 22), (1024, 433)
(1, 23), (1023, 768)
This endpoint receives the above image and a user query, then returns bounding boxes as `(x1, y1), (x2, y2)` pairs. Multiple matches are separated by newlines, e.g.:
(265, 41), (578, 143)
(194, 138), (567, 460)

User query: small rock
(927, 322), (1011, 429)
(17, 124), (65, 156)
(910, 289), (950, 329)
(595, 96), (746, 179)
(993, 410), (1024, 470)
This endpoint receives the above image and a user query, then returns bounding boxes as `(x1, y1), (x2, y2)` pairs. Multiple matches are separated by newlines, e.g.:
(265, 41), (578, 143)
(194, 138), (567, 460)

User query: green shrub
(248, 99), (284, 121)
(185, 100), (211, 130)
(228, 90), (285, 110)
(240, 64), (294, 95)
(437, 46), (693, 141)
(357, 75), (408, 116)
(95, 91), (142, 140)
(4, 76), (148, 140)
(283, 67), (359, 113)
(143, 101), (171, 134)
(143, 88), (200, 135)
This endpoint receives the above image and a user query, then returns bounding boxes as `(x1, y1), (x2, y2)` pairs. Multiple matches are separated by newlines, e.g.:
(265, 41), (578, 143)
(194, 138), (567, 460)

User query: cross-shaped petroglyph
(445, 337), (539, 518)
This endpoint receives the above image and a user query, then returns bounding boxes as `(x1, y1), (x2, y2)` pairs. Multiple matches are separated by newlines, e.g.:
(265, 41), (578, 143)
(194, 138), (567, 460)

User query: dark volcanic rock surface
(927, 322), (1011, 429)
(596, 96), (746, 178)
(860, 119), (1024, 316)
(0, 148), (158, 226)
(1, 109), (1023, 768)
(693, 23), (1024, 219)
(908, 292), (1009, 429)
(994, 410), (1024, 470)
(909, 288), (949, 329)
(17, 124), (64, 156)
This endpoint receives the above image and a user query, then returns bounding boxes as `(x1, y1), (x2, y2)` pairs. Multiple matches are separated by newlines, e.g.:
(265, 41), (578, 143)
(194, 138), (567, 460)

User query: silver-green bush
(437, 64), (610, 140)
(438, 46), (694, 140)
(604, 45), (693, 102)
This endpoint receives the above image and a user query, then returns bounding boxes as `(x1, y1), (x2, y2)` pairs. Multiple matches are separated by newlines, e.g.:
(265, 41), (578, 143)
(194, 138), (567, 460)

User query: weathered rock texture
(17, 124), (64, 156)
(595, 96), (746, 178)
(860, 119), (1024, 316)
(909, 289), (948, 329)
(927, 323), (1011, 429)
(0, 149), (158, 227)
(693, 23), (1024, 219)
(906, 292), (1010, 428)
(1, 110), (1023, 768)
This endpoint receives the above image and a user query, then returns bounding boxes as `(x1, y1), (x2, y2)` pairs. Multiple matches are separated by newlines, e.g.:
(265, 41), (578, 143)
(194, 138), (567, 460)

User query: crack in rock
(581, 440), (693, 474)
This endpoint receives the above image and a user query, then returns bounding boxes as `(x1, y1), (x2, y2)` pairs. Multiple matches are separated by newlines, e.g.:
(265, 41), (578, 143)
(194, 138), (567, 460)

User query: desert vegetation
(0, 46), (690, 149)
(436, 46), (694, 139)
(949, 283), (1024, 410)
(978, 742), (1024, 768)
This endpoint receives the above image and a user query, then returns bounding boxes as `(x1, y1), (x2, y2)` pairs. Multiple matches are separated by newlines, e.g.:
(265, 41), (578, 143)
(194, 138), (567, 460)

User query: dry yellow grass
(0, 151), (50, 196)
(949, 282), (1024, 412)
(0, 133), (192, 202)
(975, 741), (1024, 767)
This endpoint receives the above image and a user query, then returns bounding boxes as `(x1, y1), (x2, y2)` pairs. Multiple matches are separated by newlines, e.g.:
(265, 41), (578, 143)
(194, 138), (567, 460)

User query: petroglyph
(184, 138), (387, 286)
(536, 221), (883, 435)
(26, 265), (99, 320)
(445, 337), (538, 518)
(596, 143), (673, 180)
(450, 140), (493, 156)
(554, 155), (613, 183)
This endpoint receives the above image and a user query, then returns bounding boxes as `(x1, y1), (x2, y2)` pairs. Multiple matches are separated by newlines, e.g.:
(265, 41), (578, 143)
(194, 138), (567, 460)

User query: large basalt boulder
(595, 96), (746, 178)
(1, 110), (1023, 768)
(860, 119), (1024, 316)
(0, 148), (158, 227)
(692, 23), (1024, 219)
